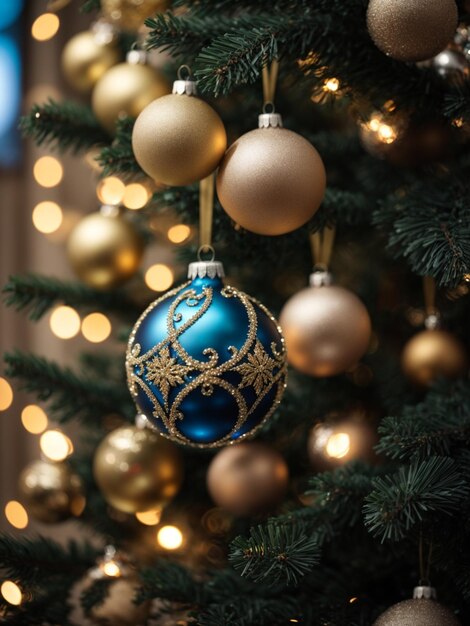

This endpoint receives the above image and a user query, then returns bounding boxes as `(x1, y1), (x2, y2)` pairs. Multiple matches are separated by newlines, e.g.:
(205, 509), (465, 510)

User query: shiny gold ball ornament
(402, 328), (467, 386)
(61, 29), (120, 93)
(93, 425), (183, 513)
(206, 443), (289, 517)
(132, 75), (227, 186)
(367, 0), (458, 63)
(101, 0), (170, 32)
(374, 586), (461, 625)
(216, 111), (326, 236)
(87, 576), (150, 626)
(92, 53), (170, 134)
(67, 208), (144, 290)
(19, 459), (85, 524)
(279, 272), (371, 377)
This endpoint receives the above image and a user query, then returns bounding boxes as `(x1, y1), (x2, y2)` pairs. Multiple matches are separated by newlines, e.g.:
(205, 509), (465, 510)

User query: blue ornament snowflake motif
(126, 268), (287, 448)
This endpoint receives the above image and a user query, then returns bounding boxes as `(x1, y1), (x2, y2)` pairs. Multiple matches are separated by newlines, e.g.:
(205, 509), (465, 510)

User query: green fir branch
(81, 0), (101, 12)
(96, 117), (144, 177)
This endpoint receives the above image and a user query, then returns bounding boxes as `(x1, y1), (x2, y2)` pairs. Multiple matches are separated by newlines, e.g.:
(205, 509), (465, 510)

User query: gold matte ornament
(132, 94), (227, 186)
(373, 598), (461, 625)
(92, 63), (170, 134)
(101, 0), (170, 32)
(67, 211), (144, 290)
(93, 426), (183, 513)
(87, 576), (150, 626)
(61, 31), (120, 93)
(19, 459), (85, 524)
(367, 0), (458, 63)
(216, 127), (326, 236)
(206, 443), (289, 517)
(280, 285), (371, 377)
(402, 329), (467, 386)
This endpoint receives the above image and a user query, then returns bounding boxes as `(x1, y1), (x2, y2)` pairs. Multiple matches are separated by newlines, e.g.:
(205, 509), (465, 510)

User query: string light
(102, 561), (121, 577)
(33, 156), (63, 187)
(145, 264), (174, 292)
(1, 581), (22, 606)
(323, 77), (340, 92)
(31, 13), (60, 41)
(157, 525), (183, 550)
(362, 113), (399, 145)
(122, 183), (151, 210)
(135, 509), (162, 526)
(0, 377), (13, 411)
(167, 224), (191, 244)
(4, 501), (28, 530)
(325, 432), (351, 459)
(96, 176), (125, 205)
(81, 313), (112, 343)
(349, 597), (358, 604)
(32, 201), (63, 234)
(40, 429), (73, 461)
(21, 405), (48, 434)
(49, 305), (80, 339)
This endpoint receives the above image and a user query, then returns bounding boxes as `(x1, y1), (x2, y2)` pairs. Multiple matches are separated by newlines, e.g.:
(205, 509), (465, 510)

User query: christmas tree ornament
(126, 176), (287, 447)
(18, 459), (85, 524)
(367, 0), (458, 62)
(216, 61), (326, 235)
(61, 23), (120, 93)
(132, 66), (227, 185)
(206, 442), (289, 517)
(93, 424), (183, 513)
(279, 229), (371, 377)
(101, 0), (170, 32)
(432, 48), (469, 82)
(402, 277), (467, 386)
(67, 205), (144, 290)
(374, 585), (461, 625)
(92, 49), (170, 134)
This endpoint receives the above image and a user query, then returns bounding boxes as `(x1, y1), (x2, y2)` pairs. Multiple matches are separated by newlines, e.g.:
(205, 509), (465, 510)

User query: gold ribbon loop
(199, 172), (215, 251)
(423, 275), (437, 318)
(262, 59), (279, 107)
(309, 226), (336, 269)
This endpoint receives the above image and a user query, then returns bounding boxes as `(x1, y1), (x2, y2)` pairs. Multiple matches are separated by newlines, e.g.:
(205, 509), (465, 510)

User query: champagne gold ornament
(206, 443), (289, 517)
(101, 0), (170, 32)
(93, 425), (183, 513)
(87, 576), (150, 626)
(374, 586), (461, 625)
(132, 72), (227, 186)
(92, 53), (170, 134)
(67, 208), (144, 290)
(367, 0), (458, 62)
(19, 459), (85, 524)
(61, 30), (120, 93)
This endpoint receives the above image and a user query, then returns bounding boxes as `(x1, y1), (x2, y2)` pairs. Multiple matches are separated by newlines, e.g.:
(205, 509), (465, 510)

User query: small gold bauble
(101, 0), (170, 32)
(132, 94), (227, 186)
(367, 0), (458, 62)
(402, 329), (467, 386)
(67, 211), (144, 290)
(279, 285), (371, 377)
(206, 443), (289, 517)
(19, 459), (85, 524)
(93, 426), (183, 513)
(87, 576), (150, 626)
(92, 63), (170, 134)
(216, 127), (326, 236)
(61, 31), (120, 93)
(373, 598), (461, 625)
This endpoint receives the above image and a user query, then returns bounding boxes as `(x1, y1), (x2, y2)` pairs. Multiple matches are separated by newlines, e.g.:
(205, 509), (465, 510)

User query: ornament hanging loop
(423, 276), (440, 329)
(199, 172), (216, 256)
(310, 225), (336, 270)
(177, 64), (193, 80)
(262, 59), (279, 107)
(197, 245), (216, 262)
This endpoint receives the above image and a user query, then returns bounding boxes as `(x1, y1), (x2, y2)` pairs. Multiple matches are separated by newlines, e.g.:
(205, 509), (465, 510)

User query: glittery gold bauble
(206, 443), (289, 517)
(93, 426), (183, 513)
(19, 459), (85, 524)
(67, 211), (144, 290)
(279, 285), (371, 377)
(367, 0), (458, 62)
(132, 93), (227, 186)
(374, 598), (461, 625)
(88, 576), (150, 626)
(216, 127), (326, 236)
(61, 31), (120, 93)
(402, 329), (467, 386)
(101, 0), (170, 32)
(92, 62), (170, 134)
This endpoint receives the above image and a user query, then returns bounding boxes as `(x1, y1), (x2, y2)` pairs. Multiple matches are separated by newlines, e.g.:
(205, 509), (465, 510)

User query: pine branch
(80, 578), (114, 616)
(81, 0), (101, 12)
(137, 561), (205, 604)
(96, 117), (144, 177)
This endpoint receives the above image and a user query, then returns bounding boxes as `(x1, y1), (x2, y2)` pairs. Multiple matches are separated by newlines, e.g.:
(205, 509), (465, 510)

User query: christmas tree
(2, 0), (470, 624)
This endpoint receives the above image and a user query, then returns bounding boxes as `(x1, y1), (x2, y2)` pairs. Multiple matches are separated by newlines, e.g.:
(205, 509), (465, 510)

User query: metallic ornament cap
(172, 79), (198, 96)
(188, 260), (225, 280)
(258, 112), (283, 128)
(413, 586), (437, 599)
(91, 19), (117, 45)
(99, 204), (121, 217)
(309, 270), (333, 287)
(126, 49), (148, 65)
(424, 313), (440, 330)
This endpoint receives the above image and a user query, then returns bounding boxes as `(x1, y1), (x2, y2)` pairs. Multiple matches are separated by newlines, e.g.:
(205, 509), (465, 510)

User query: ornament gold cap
(258, 112), (283, 128)
(188, 261), (225, 280)
(309, 269), (333, 287)
(413, 586), (437, 600)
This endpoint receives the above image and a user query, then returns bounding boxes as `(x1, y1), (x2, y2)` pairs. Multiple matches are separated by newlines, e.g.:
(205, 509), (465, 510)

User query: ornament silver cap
(309, 269), (333, 287)
(413, 586), (437, 600)
(424, 313), (440, 330)
(258, 112), (283, 128)
(188, 261), (225, 280)
(135, 412), (159, 432)
(126, 49), (148, 65)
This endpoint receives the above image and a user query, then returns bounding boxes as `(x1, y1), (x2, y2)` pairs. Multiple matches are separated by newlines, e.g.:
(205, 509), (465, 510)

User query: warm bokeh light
(145, 264), (174, 292)
(21, 405), (48, 434)
(0, 377), (13, 411)
(102, 561), (121, 577)
(96, 176), (126, 205)
(81, 313), (112, 343)
(4, 501), (28, 530)
(49, 306), (80, 339)
(157, 525), (183, 550)
(167, 224), (191, 244)
(31, 13), (60, 41)
(135, 509), (162, 526)
(323, 77), (340, 92)
(32, 201), (63, 234)
(325, 432), (351, 459)
(40, 429), (73, 461)
(122, 183), (151, 210)
(377, 123), (397, 144)
(33, 156), (63, 187)
(1, 581), (22, 606)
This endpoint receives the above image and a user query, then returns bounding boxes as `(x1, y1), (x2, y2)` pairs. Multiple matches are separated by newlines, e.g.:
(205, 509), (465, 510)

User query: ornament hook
(262, 59), (279, 107)
(197, 245), (216, 262)
(177, 64), (193, 81)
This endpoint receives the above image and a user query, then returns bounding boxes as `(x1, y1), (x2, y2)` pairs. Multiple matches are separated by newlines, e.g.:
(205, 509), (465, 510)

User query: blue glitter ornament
(126, 260), (287, 448)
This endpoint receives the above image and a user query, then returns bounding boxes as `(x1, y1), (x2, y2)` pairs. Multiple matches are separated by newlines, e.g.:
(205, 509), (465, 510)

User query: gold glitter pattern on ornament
(146, 346), (190, 408)
(373, 598), (461, 625)
(234, 340), (277, 394)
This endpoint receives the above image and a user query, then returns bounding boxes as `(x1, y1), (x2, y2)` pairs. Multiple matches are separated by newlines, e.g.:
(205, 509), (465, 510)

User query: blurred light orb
(0, 377), (13, 411)
(81, 312), (112, 343)
(167, 224), (191, 244)
(122, 183), (150, 210)
(33, 156), (63, 187)
(40, 429), (73, 461)
(135, 509), (162, 526)
(4, 501), (28, 530)
(21, 405), (48, 434)
(157, 525), (183, 550)
(144, 264), (174, 292)
(32, 201), (63, 234)
(31, 13), (60, 41)
(1, 581), (22, 606)
(96, 176), (125, 205)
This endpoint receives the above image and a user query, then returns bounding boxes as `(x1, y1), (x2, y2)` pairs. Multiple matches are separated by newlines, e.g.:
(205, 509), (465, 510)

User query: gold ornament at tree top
(101, 0), (170, 32)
